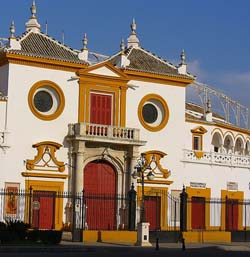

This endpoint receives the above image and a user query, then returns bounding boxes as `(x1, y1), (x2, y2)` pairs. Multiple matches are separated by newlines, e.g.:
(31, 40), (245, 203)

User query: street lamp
(132, 153), (155, 223)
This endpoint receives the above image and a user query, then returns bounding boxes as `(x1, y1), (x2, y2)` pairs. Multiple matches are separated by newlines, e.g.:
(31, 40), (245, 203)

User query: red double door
(32, 191), (55, 229)
(226, 199), (238, 230)
(191, 197), (205, 230)
(84, 161), (117, 230)
(90, 93), (112, 125)
(145, 196), (161, 231)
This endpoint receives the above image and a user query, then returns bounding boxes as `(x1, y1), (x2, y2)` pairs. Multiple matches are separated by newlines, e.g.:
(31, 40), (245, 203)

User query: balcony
(182, 149), (250, 169)
(68, 123), (145, 146)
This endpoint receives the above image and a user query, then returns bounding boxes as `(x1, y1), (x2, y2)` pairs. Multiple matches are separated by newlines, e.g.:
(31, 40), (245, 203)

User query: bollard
(155, 237), (159, 250)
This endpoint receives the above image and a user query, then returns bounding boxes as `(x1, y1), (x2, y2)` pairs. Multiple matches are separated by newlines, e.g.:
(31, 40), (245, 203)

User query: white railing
(68, 123), (141, 142)
(182, 149), (250, 168)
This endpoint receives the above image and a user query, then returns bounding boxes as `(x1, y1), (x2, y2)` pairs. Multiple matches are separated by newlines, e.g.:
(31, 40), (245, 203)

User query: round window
(28, 81), (65, 121)
(138, 94), (169, 132)
(142, 103), (158, 124)
(34, 91), (53, 112)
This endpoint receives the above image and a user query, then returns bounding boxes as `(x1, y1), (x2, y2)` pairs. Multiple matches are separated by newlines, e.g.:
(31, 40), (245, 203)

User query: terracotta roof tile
(108, 47), (193, 79)
(7, 31), (88, 64)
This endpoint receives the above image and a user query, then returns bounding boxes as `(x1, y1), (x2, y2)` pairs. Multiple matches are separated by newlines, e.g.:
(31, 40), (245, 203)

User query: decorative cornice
(123, 69), (194, 87)
(1, 52), (87, 72)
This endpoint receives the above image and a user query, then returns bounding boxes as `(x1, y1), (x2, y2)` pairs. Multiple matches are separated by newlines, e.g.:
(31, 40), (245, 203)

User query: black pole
(180, 185), (187, 232)
(128, 183), (136, 230)
(140, 172), (145, 223)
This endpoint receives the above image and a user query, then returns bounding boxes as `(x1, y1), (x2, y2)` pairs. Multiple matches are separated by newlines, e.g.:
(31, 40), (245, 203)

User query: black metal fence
(2, 187), (250, 233)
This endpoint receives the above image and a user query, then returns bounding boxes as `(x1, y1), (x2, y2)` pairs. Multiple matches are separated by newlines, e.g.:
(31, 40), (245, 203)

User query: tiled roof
(5, 31), (88, 65)
(108, 47), (194, 79)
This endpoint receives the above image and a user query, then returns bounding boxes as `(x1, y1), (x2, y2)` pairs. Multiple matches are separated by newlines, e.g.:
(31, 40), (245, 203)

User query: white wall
(0, 63), (79, 189)
(126, 79), (186, 187)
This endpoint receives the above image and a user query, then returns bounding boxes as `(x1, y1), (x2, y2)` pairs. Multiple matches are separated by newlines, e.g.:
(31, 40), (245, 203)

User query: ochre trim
(22, 172), (68, 179)
(77, 62), (129, 80)
(138, 94), (169, 132)
(2, 52), (87, 71)
(187, 118), (250, 136)
(25, 180), (64, 230)
(124, 70), (194, 87)
(191, 126), (207, 134)
(142, 150), (171, 179)
(138, 179), (173, 185)
(186, 187), (211, 230)
(26, 141), (65, 172)
(28, 80), (65, 121)
(137, 186), (169, 230)
(221, 190), (244, 231)
(77, 66), (129, 126)
(191, 126), (207, 151)
(194, 151), (204, 158)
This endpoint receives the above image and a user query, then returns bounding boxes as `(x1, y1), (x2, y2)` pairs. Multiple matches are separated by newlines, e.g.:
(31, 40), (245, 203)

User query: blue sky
(0, 0), (250, 106)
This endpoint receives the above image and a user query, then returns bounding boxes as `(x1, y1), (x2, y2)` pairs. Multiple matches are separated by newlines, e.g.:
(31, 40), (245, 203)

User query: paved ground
(1, 241), (250, 256)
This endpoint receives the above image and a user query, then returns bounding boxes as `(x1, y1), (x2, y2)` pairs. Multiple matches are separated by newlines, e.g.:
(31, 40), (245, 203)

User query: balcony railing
(68, 123), (144, 145)
(182, 149), (250, 168)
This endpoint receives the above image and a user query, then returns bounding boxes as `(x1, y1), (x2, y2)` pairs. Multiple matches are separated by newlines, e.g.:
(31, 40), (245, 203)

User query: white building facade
(1, 2), (250, 241)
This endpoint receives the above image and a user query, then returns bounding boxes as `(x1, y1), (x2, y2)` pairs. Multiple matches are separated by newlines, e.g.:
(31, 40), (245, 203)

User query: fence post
(28, 186), (33, 226)
(180, 185), (188, 232)
(128, 183), (137, 230)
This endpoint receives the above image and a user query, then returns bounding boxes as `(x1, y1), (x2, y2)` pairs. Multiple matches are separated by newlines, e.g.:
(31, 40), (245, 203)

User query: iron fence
(2, 188), (250, 232)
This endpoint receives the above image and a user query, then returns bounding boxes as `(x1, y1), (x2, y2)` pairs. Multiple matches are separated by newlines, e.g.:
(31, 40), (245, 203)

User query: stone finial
(10, 21), (15, 38)
(205, 97), (213, 121)
(25, 0), (41, 33)
(206, 98), (211, 113)
(31, 0), (37, 18)
(78, 33), (88, 62)
(178, 48), (187, 75)
(131, 18), (136, 34)
(83, 33), (88, 50)
(116, 38), (130, 69)
(120, 38), (125, 52)
(180, 49), (186, 65)
(127, 18), (140, 48)
(9, 21), (21, 50)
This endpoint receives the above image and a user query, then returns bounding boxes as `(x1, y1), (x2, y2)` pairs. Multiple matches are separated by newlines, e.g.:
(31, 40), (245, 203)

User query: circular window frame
(138, 94), (169, 132)
(28, 80), (65, 121)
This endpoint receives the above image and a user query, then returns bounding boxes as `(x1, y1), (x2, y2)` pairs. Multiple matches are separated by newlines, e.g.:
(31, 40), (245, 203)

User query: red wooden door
(226, 199), (238, 230)
(90, 93), (112, 125)
(32, 191), (55, 229)
(145, 196), (161, 231)
(84, 161), (116, 230)
(191, 197), (205, 229)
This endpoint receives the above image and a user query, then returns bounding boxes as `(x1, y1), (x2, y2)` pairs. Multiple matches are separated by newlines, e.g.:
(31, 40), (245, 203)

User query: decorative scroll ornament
(26, 141), (65, 172)
(142, 150), (171, 179)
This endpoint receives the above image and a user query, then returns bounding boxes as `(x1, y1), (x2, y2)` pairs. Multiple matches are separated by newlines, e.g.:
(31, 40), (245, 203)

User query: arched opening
(235, 137), (244, 155)
(211, 132), (223, 153)
(84, 160), (117, 230)
(245, 141), (250, 155)
(223, 135), (234, 154)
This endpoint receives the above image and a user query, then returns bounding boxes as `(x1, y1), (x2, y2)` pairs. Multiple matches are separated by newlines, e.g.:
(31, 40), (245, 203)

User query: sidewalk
(1, 240), (250, 253)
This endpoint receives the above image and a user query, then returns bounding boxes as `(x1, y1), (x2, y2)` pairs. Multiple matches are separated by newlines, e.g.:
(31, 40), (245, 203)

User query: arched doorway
(84, 160), (117, 230)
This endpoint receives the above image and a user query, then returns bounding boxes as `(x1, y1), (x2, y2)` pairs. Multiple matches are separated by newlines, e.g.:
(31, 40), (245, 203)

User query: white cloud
(219, 71), (250, 87)
(187, 59), (208, 81)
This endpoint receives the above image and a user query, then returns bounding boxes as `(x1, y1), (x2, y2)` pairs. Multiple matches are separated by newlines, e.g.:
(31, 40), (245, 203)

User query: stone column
(73, 141), (85, 194)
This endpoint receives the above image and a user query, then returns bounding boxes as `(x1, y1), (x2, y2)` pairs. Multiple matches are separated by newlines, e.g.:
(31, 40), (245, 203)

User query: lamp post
(132, 153), (155, 246)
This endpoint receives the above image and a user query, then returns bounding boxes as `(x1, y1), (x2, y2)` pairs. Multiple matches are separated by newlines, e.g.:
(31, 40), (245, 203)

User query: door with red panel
(84, 161), (117, 230)
(145, 196), (161, 231)
(191, 196), (205, 229)
(226, 199), (238, 231)
(32, 191), (55, 229)
(90, 93), (112, 125)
